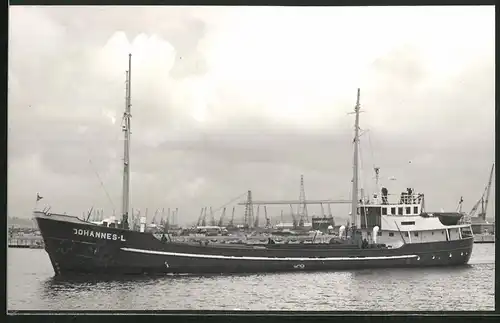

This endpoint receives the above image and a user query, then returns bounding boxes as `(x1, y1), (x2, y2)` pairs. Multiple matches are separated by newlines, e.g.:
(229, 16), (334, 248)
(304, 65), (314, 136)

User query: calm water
(7, 244), (495, 311)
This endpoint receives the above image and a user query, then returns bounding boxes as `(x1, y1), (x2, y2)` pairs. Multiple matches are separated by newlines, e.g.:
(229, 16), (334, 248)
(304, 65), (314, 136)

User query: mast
(121, 53), (132, 229)
(351, 88), (361, 228)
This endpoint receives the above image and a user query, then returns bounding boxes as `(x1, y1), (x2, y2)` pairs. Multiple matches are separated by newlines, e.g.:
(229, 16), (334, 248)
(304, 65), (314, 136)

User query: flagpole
(34, 193), (40, 212)
(34, 193), (43, 213)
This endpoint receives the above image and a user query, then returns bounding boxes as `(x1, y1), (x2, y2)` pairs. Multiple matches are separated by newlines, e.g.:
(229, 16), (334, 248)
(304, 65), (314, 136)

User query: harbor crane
(237, 199), (350, 205)
(217, 207), (226, 227)
(264, 206), (271, 228)
(254, 206), (260, 228)
(469, 163), (495, 220)
(228, 207), (235, 227)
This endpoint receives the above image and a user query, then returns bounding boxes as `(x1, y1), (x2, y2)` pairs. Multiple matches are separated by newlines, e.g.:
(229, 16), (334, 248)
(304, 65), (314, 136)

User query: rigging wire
(367, 130), (379, 195)
(210, 191), (250, 220)
(358, 134), (369, 229)
(88, 158), (116, 212)
(80, 110), (123, 215)
(367, 131), (377, 169)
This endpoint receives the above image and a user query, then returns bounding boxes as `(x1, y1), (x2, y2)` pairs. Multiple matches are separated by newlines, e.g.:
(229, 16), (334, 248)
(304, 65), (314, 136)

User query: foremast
(351, 89), (361, 229)
(121, 54), (132, 230)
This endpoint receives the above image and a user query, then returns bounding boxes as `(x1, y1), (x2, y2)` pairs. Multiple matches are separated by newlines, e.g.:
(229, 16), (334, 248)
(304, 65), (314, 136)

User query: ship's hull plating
(35, 214), (474, 276)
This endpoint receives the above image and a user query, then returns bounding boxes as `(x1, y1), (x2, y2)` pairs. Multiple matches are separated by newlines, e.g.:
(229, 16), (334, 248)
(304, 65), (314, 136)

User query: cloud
(8, 6), (495, 224)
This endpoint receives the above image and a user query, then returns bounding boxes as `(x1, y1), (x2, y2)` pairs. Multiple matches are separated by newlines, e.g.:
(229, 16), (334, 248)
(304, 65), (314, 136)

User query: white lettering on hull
(120, 247), (418, 261)
(73, 228), (126, 241)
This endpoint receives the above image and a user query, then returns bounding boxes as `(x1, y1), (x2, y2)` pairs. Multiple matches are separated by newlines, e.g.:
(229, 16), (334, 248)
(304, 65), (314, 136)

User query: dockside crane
(218, 207), (226, 227)
(254, 206), (260, 228)
(210, 207), (216, 226)
(289, 204), (298, 229)
(298, 174), (309, 223)
(228, 207), (235, 227)
(196, 207), (204, 226)
(201, 207), (207, 227)
(244, 190), (254, 228)
(173, 208), (178, 227)
(264, 206), (271, 228)
(166, 208), (171, 230)
(469, 163), (495, 221)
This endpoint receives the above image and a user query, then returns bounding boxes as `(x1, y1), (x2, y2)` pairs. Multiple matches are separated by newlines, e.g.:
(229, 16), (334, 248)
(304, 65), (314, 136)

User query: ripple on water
(7, 244), (495, 311)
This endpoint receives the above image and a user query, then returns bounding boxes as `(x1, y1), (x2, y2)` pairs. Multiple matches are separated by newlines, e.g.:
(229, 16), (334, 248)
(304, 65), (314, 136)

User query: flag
(36, 193), (43, 202)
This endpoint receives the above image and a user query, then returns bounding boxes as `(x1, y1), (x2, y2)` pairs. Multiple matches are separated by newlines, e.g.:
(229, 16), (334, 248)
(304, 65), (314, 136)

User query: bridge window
(413, 206), (418, 214)
(401, 221), (415, 225)
(398, 207), (403, 215)
(405, 207), (411, 214)
(391, 207), (396, 215)
(414, 232), (419, 237)
(377, 232), (382, 236)
(382, 208), (387, 215)
(389, 232), (394, 237)
(404, 232), (409, 237)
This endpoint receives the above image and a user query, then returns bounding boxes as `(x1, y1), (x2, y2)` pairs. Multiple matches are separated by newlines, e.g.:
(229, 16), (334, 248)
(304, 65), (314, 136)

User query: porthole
(416, 256), (420, 261)
(461, 252), (464, 256)
(449, 253), (452, 258)
(432, 256), (435, 260)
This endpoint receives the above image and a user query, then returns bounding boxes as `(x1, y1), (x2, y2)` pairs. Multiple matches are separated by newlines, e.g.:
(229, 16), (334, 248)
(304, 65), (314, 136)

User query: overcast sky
(8, 6), (495, 225)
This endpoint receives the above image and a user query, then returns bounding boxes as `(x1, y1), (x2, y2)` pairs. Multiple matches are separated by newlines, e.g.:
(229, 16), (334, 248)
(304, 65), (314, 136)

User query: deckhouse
(353, 187), (473, 248)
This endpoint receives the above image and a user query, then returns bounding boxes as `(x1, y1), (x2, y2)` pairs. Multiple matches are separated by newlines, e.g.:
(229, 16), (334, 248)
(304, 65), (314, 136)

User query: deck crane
(217, 207), (226, 227)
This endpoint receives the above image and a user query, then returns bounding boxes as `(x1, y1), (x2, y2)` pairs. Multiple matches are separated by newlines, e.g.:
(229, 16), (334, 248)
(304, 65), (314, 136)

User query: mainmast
(121, 53), (132, 229)
(351, 88), (361, 228)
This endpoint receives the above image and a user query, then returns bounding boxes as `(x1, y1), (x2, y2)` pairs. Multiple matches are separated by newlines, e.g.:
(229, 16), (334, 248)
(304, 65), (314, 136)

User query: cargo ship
(34, 54), (474, 276)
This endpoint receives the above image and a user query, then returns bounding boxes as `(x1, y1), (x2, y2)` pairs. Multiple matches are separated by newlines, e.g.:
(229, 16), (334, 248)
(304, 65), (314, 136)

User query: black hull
(35, 213), (474, 276)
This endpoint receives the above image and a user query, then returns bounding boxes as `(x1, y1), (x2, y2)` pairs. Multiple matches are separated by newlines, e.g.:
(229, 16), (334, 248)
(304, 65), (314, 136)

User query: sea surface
(7, 244), (495, 311)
